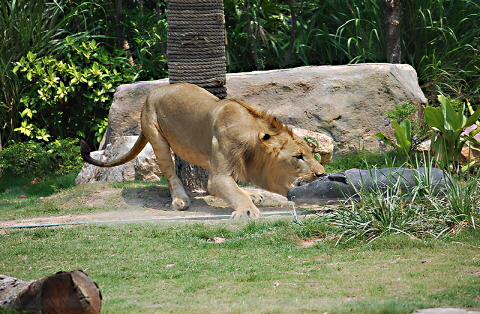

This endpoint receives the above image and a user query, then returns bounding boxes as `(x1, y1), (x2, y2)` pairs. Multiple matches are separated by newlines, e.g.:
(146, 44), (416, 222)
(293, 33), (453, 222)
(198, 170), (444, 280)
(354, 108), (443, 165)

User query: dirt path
(1, 184), (322, 228)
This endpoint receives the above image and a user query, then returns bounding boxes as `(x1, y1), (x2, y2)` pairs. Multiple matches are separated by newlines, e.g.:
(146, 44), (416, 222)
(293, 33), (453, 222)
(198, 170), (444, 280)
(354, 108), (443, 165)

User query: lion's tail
(80, 133), (148, 167)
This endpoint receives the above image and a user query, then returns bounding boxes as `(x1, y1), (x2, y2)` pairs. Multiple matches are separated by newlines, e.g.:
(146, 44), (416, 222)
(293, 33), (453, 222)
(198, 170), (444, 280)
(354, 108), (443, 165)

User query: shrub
(425, 95), (480, 170)
(13, 36), (137, 145)
(0, 138), (83, 178)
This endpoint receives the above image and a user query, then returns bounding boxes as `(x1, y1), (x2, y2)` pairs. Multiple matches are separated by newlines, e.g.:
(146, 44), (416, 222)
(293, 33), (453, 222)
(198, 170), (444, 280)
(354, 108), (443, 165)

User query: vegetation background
(1, 0), (479, 148)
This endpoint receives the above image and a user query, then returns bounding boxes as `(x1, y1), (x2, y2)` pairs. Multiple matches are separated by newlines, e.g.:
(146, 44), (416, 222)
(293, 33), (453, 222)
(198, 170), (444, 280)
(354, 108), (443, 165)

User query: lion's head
(226, 100), (325, 196)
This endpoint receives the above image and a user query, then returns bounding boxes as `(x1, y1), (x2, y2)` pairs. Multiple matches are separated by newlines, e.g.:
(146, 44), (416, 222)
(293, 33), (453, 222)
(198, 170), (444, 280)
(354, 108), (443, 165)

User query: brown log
(0, 270), (102, 314)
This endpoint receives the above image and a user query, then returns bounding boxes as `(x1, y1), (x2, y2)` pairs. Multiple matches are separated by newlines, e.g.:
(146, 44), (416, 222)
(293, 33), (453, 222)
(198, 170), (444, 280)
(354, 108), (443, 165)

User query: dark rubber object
(287, 167), (451, 205)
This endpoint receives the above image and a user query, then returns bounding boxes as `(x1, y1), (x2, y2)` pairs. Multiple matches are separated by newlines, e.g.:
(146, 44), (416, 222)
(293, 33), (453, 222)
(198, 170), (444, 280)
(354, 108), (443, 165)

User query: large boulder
(101, 64), (426, 154)
(78, 64), (427, 184)
(226, 64), (427, 153)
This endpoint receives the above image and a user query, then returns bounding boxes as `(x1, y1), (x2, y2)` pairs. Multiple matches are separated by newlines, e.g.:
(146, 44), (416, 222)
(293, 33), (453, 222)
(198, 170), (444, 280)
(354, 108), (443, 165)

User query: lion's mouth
(292, 177), (312, 187)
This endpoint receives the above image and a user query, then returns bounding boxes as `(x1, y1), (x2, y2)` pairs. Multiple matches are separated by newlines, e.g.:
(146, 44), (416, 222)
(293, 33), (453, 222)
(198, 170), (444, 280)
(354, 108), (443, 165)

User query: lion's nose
(316, 172), (326, 178)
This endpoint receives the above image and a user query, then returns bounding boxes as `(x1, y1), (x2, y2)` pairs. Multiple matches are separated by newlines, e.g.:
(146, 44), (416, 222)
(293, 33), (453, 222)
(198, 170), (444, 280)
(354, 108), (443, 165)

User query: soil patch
(0, 183), (325, 228)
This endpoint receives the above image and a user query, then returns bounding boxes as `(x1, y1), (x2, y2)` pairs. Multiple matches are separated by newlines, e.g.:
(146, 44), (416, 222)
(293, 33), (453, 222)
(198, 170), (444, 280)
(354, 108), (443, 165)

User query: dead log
(0, 270), (102, 314)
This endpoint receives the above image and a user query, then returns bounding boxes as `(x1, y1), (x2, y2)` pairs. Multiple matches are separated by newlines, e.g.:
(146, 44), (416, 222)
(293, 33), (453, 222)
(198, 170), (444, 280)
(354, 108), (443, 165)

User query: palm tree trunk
(166, 0), (227, 192)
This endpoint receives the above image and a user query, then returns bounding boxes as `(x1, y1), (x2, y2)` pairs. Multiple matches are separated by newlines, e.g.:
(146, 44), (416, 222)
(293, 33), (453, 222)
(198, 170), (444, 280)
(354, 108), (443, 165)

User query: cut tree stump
(0, 270), (102, 314)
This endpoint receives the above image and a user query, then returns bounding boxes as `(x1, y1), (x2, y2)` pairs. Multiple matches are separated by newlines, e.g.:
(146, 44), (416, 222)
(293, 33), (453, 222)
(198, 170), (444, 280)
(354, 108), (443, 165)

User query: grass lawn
(1, 219), (479, 314)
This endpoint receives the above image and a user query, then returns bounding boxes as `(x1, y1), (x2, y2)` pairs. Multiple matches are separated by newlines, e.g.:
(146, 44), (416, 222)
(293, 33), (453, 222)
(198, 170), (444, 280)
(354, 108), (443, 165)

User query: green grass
(324, 150), (403, 174)
(0, 220), (479, 313)
(0, 174), (170, 220)
(1, 153), (479, 313)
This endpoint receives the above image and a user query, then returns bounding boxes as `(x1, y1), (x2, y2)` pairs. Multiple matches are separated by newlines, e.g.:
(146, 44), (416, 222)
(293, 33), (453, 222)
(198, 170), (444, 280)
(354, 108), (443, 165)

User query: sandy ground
(0, 184), (325, 228)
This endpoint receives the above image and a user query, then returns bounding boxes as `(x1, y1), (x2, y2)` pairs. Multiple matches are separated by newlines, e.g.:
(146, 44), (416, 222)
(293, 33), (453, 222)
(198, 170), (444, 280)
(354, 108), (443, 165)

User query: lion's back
(142, 83), (226, 168)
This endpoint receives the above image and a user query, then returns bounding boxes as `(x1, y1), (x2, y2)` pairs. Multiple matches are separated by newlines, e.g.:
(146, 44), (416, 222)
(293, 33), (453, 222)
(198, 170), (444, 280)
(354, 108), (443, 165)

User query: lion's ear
(260, 133), (271, 141)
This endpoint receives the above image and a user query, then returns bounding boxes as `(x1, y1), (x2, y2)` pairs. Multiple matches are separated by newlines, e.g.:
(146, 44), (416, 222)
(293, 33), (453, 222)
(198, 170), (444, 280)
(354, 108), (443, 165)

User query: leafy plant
(308, 162), (480, 244)
(374, 119), (412, 162)
(425, 95), (480, 169)
(13, 37), (136, 145)
(443, 177), (480, 229)
(0, 138), (83, 177)
(0, 0), (75, 145)
(303, 137), (322, 163)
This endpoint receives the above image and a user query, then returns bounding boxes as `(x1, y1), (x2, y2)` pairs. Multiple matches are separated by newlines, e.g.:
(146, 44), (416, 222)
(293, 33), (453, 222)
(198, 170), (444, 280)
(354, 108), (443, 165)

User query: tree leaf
(425, 106), (445, 132)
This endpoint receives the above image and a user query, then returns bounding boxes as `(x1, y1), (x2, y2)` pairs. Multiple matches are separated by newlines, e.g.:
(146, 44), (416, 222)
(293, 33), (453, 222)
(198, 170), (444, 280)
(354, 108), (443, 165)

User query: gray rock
(287, 167), (450, 205)
(100, 80), (169, 149)
(226, 64), (427, 154)
(101, 64), (426, 155)
(75, 136), (162, 184)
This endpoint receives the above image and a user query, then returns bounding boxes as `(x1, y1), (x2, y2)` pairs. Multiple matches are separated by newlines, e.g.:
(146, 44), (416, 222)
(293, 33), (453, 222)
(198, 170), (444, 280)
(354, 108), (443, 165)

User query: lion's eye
(295, 154), (304, 160)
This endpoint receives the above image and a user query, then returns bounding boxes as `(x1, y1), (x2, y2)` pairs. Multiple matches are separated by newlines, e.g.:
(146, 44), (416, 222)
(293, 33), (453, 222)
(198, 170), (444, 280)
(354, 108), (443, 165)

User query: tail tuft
(80, 139), (91, 161)
(79, 139), (105, 166)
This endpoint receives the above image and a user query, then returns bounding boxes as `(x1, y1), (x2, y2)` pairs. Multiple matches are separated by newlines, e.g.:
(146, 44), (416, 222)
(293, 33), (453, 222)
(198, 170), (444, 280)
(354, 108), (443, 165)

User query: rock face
(226, 64), (427, 153)
(76, 136), (162, 185)
(102, 64), (426, 153)
(77, 64), (427, 184)
(99, 80), (169, 149)
(289, 126), (334, 165)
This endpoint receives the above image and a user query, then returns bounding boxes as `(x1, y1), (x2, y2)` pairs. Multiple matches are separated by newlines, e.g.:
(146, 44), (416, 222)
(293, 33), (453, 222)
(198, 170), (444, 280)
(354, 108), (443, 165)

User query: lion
(81, 83), (325, 219)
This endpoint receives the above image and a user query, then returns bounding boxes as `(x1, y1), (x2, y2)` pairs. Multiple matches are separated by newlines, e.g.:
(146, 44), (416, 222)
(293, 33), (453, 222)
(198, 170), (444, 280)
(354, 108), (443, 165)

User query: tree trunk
(241, 1), (262, 70)
(0, 270), (102, 314)
(166, 0), (227, 192)
(383, 0), (402, 63)
(283, 0), (297, 68)
(113, 0), (123, 51)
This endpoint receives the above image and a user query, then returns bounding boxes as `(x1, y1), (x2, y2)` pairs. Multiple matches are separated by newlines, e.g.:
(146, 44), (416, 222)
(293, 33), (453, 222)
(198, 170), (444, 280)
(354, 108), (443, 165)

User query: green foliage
(403, 0), (480, 101)
(323, 150), (402, 174)
(2, 0), (480, 149)
(13, 37), (136, 144)
(374, 119), (412, 162)
(0, 138), (83, 177)
(0, 0), (74, 144)
(309, 163), (478, 244)
(121, 2), (168, 81)
(425, 95), (480, 169)
(386, 103), (420, 123)
(303, 136), (322, 163)
(224, 0), (480, 101)
(442, 176), (480, 229)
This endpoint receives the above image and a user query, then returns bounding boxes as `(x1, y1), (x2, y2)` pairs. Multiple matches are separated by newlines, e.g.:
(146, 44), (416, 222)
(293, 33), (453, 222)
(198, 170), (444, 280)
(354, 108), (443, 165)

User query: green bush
(13, 36), (137, 145)
(0, 138), (83, 178)
(425, 95), (480, 170)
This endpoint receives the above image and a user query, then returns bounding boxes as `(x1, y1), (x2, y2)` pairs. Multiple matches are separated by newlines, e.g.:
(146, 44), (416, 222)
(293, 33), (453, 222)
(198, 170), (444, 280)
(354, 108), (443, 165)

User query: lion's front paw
(231, 208), (261, 219)
(172, 197), (190, 211)
(248, 191), (265, 204)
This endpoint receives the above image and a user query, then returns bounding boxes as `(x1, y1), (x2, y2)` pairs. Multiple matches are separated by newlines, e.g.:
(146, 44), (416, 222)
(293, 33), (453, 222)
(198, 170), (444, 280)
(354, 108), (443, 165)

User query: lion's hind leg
(146, 132), (190, 211)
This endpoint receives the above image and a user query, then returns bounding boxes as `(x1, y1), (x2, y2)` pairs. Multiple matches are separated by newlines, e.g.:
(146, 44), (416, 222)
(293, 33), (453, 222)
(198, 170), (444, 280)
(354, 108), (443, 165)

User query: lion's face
(247, 132), (325, 196)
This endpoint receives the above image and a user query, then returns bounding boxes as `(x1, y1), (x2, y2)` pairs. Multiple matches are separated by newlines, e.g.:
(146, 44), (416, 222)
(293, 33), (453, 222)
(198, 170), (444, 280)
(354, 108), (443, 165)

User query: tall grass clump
(309, 161), (479, 244)
(435, 176), (480, 229)
(402, 0), (480, 101)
